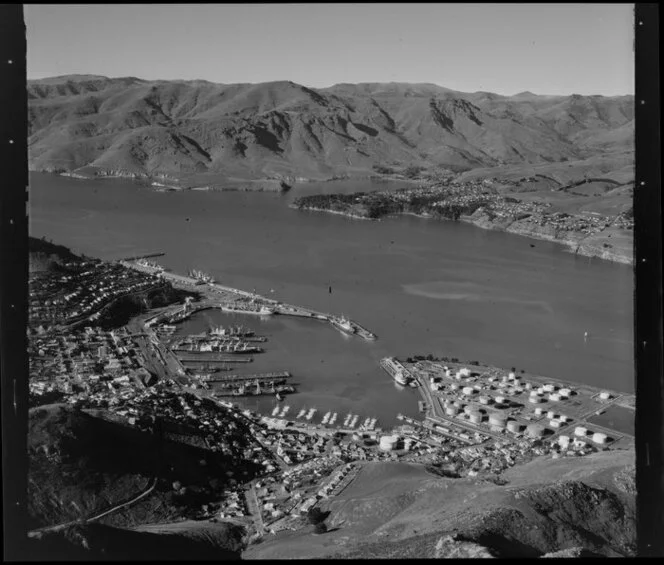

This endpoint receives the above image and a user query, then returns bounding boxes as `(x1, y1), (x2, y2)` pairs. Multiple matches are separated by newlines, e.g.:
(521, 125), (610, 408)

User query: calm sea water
(29, 173), (634, 427)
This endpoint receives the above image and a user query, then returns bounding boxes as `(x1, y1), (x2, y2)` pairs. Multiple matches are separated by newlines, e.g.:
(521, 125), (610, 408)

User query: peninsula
(292, 176), (633, 264)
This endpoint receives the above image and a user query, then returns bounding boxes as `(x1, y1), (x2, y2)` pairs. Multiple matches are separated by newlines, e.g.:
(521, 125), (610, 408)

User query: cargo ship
(380, 357), (413, 386)
(330, 315), (356, 336)
(222, 303), (276, 316)
(209, 324), (255, 337)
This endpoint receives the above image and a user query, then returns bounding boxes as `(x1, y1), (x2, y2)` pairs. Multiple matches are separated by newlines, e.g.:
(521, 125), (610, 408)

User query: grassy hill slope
(243, 450), (635, 559)
(28, 76), (633, 185)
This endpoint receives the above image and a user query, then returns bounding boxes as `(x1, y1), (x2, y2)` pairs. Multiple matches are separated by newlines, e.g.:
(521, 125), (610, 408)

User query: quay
(203, 371), (291, 383)
(123, 259), (379, 342)
(119, 252), (166, 261)
(178, 356), (254, 364)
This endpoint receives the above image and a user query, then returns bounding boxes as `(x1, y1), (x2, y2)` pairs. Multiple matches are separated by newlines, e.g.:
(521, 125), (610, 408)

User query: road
(28, 477), (158, 538)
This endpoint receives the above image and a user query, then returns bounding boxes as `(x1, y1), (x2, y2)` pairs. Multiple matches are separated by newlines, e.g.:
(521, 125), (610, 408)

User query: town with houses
(293, 177), (634, 240)
(28, 247), (635, 539)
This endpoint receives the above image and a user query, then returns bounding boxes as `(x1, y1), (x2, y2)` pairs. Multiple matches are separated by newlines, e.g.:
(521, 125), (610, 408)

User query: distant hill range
(27, 75), (634, 185)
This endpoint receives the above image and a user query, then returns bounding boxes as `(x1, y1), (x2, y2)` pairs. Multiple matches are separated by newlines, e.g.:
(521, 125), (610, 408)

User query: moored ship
(222, 303), (276, 316)
(330, 315), (356, 335)
(209, 324), (255, 337)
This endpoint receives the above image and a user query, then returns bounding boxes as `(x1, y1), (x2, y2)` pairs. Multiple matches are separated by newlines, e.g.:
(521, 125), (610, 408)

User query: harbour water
(29, 173), (634, 426)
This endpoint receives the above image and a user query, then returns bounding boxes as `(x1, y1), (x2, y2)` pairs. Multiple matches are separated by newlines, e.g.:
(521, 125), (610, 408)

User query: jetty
(124, 260), (379, 341)
(200, 371), (291, 384)
(119, 252), (166, 261)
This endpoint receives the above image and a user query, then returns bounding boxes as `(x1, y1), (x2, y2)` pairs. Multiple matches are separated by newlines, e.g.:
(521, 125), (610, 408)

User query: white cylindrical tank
(599, 391), (611, 400)
(379, 435), (399, 451)
(469, 412), (482, 425)
(507, 420), (521, 433)
(574, 426), (587, 437)
(445, 406), (459, 417)
(526, 423), (545, 438)
(592, 432), (608, 445)
(488, 413), (507, 430)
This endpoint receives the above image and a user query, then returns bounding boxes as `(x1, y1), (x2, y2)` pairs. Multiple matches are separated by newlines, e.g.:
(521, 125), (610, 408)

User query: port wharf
(121, 260), (378, 341)
(118, 252), (166, 262)
(202, 371), (291, 384)
(177, 355), (254, 364)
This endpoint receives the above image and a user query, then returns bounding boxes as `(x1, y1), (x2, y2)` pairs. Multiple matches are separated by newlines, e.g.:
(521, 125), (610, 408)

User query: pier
(119, 252), (166, 261)
(203, 371), (291, 383)
(124, 260), (379, 342)
(178, 356), (254, 363)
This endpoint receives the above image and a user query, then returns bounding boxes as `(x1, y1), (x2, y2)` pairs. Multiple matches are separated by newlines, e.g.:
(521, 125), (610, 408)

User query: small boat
(329, 412), (338, 425)
(276, 392), (284, 401)
(272, 406), (281, 416)
(296, 408), (306, 419)
(322, 411), (331, 425)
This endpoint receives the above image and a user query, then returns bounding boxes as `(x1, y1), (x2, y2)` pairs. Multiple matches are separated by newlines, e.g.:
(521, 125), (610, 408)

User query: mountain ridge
(28, 76), (634, 185)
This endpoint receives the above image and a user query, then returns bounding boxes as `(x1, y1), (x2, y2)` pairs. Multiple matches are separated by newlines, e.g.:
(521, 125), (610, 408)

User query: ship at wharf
(124, 260), (378, 341)
(207, 371), (295, 398)
(178, 355), (254, 364)
(203, 371), (291, 384)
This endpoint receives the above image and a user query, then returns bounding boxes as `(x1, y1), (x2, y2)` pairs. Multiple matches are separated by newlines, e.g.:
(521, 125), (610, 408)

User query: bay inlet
(28, 173), (634, 427)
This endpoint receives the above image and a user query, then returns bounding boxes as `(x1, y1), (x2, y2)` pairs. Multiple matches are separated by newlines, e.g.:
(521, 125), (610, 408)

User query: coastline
(288, 204), (373, 220)
(292, 205), (633, 265)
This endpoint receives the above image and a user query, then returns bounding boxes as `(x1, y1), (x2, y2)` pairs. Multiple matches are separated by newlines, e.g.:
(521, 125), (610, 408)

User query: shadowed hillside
(244, 451), (635, 559)
(28, 76), (633, 185)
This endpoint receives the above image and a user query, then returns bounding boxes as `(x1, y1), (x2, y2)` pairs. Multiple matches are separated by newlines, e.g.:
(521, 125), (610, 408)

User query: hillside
(29, 236), (81, 272)
(28, 76), (634, 186)
(243, 450), (635, 559)
(27, 521), (243, 561)
(27, 403), (254, 531)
